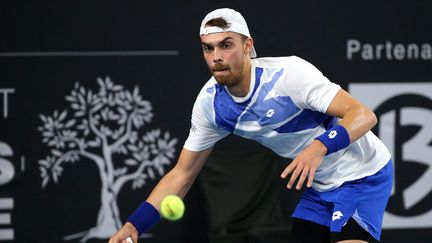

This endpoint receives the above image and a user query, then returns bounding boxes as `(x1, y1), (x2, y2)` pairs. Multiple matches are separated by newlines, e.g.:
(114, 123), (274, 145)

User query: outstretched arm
(147, 147), (213, 208)
(108, 147), (213, 243)
(281, 89), (377, 190)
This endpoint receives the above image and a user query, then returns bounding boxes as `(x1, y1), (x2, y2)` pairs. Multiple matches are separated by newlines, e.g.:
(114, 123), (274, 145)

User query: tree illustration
(38, 77), (178, 242)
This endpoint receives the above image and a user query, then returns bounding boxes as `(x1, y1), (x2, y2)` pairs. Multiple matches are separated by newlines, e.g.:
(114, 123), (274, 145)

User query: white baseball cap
(199, 8), (257, 58)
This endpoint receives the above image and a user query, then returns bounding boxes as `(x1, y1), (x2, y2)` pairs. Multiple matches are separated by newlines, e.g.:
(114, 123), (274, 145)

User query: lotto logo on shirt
(349, 82), (432, 229)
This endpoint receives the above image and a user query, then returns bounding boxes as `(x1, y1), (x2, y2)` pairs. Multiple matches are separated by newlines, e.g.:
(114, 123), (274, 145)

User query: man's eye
(223, 43), (232, 49)
(202, 46), (212, 52)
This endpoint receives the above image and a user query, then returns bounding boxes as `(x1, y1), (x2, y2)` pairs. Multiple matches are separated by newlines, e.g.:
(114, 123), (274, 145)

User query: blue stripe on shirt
(214, 67), (263, 132)
(275, 109), (329, 133)
(240, 68), (299, 126)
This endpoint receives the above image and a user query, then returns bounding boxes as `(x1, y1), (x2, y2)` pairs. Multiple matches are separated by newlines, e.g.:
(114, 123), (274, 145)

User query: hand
(280, 140), (327, 190)
(108, 222), (138, 243)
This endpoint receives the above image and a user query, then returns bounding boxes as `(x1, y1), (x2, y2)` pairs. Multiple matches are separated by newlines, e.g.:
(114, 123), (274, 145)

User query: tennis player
(109, 8), (393, 243)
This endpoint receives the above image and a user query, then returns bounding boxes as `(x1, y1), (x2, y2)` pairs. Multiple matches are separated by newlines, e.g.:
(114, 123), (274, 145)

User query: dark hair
(205, 17), (248, 41)
(205, 17), (231, 29)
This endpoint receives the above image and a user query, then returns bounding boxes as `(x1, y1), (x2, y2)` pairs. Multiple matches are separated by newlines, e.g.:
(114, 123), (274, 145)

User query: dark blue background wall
(1, 1), (431, 242)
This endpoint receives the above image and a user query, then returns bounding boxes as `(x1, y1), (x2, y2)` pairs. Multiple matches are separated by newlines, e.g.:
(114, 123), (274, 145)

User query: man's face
(200, 32), (252, 87)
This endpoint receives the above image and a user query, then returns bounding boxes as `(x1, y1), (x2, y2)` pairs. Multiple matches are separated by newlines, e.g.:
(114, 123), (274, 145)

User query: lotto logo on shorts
(332, 211), (343, 221)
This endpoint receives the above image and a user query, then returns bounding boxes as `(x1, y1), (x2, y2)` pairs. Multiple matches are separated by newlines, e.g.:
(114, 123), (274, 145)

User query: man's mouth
(213, 68), (229, 73)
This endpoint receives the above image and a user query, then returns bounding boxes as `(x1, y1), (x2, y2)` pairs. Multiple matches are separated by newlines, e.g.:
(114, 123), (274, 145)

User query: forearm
(146, 147), (212, 210)
(325, 89), (378, 143)
(125, 148), (211, 236)
(338, 104), (377, 142)
(146, 167), (195, 211)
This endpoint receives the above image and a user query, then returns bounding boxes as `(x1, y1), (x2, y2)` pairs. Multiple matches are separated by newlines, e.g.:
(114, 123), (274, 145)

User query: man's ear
(245, 38), (254, 55)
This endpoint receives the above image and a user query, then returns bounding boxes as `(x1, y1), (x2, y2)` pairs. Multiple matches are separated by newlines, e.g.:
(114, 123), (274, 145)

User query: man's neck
(227, 59), (252, 97)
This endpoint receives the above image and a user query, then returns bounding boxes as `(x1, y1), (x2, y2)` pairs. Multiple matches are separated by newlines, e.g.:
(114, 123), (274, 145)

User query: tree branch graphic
(38, 77), (177, 242)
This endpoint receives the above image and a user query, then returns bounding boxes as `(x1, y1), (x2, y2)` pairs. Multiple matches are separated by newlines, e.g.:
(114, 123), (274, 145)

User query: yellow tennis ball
(160, 195), (185, 221)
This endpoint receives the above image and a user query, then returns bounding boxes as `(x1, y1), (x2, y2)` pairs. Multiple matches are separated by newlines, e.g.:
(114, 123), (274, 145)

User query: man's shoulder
(195, 77), (217, 101)
(253, 55), (306, 67)
(254, 56), (320, 76)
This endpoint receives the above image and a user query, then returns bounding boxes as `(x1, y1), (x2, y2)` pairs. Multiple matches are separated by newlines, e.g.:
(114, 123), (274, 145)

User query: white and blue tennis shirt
(184, 56), (390, 191)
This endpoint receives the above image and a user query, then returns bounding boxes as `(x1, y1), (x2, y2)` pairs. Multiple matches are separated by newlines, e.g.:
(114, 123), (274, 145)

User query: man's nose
(212, 48), (223, 62)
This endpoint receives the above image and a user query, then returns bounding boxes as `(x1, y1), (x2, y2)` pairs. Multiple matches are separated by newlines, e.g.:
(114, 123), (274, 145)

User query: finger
(287, 167), (302, 189)
(296, 166), (309, 190)
(281, 161), (296, 178)
(307, 168), (316, 188)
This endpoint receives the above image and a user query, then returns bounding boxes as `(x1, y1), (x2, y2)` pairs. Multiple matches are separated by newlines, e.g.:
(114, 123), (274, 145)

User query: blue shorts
(292, 160), (393, 241)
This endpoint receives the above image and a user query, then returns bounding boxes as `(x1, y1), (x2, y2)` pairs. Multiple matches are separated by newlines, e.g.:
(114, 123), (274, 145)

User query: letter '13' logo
(349, 83), (432, 229)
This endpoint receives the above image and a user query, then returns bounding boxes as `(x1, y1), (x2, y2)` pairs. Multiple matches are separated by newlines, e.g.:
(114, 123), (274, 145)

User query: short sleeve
(183, 87), (229, 151)
(286, 57), (341, 113)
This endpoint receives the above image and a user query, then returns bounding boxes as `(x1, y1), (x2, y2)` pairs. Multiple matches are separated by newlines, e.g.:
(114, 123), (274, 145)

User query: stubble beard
(211, 63), (245, 88)
(213, 72), (241, 87)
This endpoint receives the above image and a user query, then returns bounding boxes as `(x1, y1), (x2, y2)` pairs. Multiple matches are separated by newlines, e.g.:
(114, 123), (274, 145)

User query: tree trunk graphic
(38, 77), (177, 242)
(80, 187), (121, 242)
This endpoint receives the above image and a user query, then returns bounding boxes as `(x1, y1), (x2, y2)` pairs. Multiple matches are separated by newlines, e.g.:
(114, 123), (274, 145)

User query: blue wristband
(315, 125), (350, 155)
(127, 201), (161, 235)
